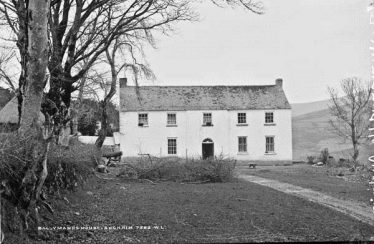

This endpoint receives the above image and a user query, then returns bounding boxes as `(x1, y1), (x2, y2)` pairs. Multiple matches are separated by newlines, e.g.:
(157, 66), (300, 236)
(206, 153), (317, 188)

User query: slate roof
(120, 84), (291, 112)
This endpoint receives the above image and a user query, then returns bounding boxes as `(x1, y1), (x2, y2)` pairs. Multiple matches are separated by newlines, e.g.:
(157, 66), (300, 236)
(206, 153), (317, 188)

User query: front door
(202, 139), (214, 159)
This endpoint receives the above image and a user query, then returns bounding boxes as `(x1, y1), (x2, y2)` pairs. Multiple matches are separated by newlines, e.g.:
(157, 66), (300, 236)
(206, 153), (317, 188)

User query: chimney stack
(275, 78), (283, 87)
(119, 77), (127, 88)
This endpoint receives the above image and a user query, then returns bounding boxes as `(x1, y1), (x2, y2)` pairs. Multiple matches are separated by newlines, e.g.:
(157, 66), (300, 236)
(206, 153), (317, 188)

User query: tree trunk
(16, 0), (50, 233)
(95, 101), (108, 149)
(19, 0), (49, 133)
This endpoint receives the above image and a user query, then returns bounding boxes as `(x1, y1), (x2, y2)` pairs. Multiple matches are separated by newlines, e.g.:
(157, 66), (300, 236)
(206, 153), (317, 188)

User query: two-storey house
(119, 78), (292, 163)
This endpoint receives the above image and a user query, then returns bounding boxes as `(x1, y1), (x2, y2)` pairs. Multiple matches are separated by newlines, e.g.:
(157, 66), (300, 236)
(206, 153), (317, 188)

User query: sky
(135, 0), (371, 104)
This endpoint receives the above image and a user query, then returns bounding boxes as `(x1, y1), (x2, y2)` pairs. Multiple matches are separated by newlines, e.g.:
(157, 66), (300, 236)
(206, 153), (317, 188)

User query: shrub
(119, 156), (237, 183)
(306, 156), (315, 165)
(45, 138), (95, 194)
(319, 148), (329, 164)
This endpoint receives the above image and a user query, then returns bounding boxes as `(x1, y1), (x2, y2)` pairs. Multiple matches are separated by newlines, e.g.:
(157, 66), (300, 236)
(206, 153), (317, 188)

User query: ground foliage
(45, 138), (96, 194)
(0, 134), (95, 241)
(118, 156), (237, 183)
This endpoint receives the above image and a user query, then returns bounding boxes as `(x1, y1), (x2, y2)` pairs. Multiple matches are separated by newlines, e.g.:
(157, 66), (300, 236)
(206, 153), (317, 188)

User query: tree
(0, 0), (51, 238)
(0, 0), (263, 128)
(328, 77), (373, 168)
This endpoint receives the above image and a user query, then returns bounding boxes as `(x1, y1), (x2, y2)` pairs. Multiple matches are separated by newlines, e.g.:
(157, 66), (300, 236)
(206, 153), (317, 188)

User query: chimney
(275, 78), (283, 87)
(119, 77), (127, 88)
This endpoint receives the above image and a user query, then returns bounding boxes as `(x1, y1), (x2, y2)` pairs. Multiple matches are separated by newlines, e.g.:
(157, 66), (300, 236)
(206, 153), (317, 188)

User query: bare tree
(94, 36), (155, 149)
(0, 0), (263, 127)
(328, 77), (373, 168)
(0, 0), (52, 238)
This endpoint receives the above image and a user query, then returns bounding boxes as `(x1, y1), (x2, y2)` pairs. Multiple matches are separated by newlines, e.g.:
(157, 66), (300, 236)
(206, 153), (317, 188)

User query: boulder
(97, 165), (107, 173)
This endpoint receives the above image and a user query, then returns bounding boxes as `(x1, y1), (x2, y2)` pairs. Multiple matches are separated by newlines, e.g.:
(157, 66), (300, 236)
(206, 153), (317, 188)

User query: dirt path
(239, 174), (374, 226)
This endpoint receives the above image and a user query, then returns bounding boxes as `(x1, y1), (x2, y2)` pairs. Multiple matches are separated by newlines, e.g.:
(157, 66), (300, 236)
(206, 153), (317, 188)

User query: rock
(74, 212), (80, 216)
(86, 191), (94, 195)
(97, 165), (107, 173)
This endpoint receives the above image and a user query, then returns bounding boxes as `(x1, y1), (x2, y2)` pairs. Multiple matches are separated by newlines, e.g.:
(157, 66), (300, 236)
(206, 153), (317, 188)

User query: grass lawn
(11, 173), (373, 243)
(239, 164), (372, 205)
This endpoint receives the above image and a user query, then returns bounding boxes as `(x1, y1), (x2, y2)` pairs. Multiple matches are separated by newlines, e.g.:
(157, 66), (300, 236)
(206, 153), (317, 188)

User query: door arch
(202, 138), (214, 159)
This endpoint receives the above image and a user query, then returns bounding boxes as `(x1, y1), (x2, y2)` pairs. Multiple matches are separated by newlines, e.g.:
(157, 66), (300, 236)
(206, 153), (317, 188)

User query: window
(238, 136), (247, 153)
(168, 138), (177, 155)
(138, 113), (148, 126)
(265, 136), (275, 153)
(167, 113), (177, 125)
(265, 112), (274, 124)
(237, 113), (246, 124)
(203, 113), (212, 126)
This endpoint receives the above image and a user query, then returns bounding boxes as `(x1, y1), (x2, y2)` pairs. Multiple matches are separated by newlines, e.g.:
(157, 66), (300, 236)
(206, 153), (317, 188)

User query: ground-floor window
(238, 136), (247, 152)
(168, 138), (177, 155)
(265, 136), (275, 153)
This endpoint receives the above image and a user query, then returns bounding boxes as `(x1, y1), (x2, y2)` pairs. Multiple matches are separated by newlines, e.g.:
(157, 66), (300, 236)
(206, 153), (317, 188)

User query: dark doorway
(202, 138), (214, 159)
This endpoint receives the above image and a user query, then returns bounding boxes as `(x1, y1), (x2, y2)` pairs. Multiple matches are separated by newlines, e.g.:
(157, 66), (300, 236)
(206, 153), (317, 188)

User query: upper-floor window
(238, 136), (247, 153)
(167, 113), (177, 125)
(203, 113), (212, 126)
(168, 138), (177, 155)
(265, 136), (275, 153)
(265, 112), (274, 124)
(138, 113), (148, 126)
(237, 113), (247, 124)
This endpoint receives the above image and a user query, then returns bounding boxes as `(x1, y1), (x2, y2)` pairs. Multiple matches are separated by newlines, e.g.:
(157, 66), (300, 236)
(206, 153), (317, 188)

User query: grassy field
(6, 171), (373, 243)
(292, 108), (371, 163)
(239, 164), (372, 205)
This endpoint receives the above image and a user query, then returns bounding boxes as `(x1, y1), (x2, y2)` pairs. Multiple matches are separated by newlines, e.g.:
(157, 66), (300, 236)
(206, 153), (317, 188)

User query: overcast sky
(137, 0), (370, 104)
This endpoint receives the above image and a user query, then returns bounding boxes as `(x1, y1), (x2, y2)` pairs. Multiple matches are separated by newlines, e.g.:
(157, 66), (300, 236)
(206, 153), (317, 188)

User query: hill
(292, 107), (371, 164)
(291, 99), (331, 117)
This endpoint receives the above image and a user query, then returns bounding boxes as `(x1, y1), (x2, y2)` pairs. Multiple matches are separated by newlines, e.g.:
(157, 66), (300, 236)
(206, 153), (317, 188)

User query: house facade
(119, 79), (292, 163)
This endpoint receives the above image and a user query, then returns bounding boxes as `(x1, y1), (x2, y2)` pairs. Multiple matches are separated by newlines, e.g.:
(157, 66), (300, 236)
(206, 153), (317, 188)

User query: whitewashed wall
(78, 136), (116, 146)
(119, 109), (292, 161)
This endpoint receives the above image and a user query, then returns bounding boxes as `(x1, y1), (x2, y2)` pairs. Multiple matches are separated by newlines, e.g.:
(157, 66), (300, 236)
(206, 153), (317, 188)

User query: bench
(248, 163), (257, 169)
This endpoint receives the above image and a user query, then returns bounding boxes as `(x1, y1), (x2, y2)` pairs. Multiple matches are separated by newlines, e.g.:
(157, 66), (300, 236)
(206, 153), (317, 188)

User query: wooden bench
(248, 163), (257, 169)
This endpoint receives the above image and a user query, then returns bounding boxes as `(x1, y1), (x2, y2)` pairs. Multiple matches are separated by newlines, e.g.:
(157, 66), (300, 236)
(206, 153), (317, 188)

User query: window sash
(238, 137), (247, 152)
(138, 113), (148, 125)
(167, 113), (176, 125)
(203, 113), (212, 125)
(168, 138), (177, 154)
(266, 137), (274, 152)
(265, 112), (274, 123)
(237, 113), (246, 124)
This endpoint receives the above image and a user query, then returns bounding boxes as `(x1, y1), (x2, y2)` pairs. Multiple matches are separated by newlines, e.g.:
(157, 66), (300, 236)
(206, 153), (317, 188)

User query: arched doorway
(202, 138), (214, 159)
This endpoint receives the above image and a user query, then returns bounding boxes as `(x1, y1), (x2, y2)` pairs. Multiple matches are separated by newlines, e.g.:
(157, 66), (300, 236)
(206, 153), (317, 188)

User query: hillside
(291, 99), (331, 117)
(292, 107), (371, 164)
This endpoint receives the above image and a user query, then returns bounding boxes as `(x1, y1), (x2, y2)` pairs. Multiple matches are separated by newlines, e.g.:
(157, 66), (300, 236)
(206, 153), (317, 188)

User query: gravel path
(239, 174), (374, 226)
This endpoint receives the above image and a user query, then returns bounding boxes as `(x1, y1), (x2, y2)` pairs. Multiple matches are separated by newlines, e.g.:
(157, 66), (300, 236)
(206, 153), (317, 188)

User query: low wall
(78, 136), (116, 146)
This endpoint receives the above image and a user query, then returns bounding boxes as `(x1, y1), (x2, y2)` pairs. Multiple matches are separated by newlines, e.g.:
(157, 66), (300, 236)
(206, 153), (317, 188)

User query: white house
(119, 78), (292, 163)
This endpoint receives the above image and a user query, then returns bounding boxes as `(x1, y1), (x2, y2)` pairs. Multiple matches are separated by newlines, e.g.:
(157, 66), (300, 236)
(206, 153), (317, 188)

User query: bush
(306, 156), (315, 165)
(319, 148), (329, 164)
(45, 138), (96, 193)
(119, 156), (237, 183)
